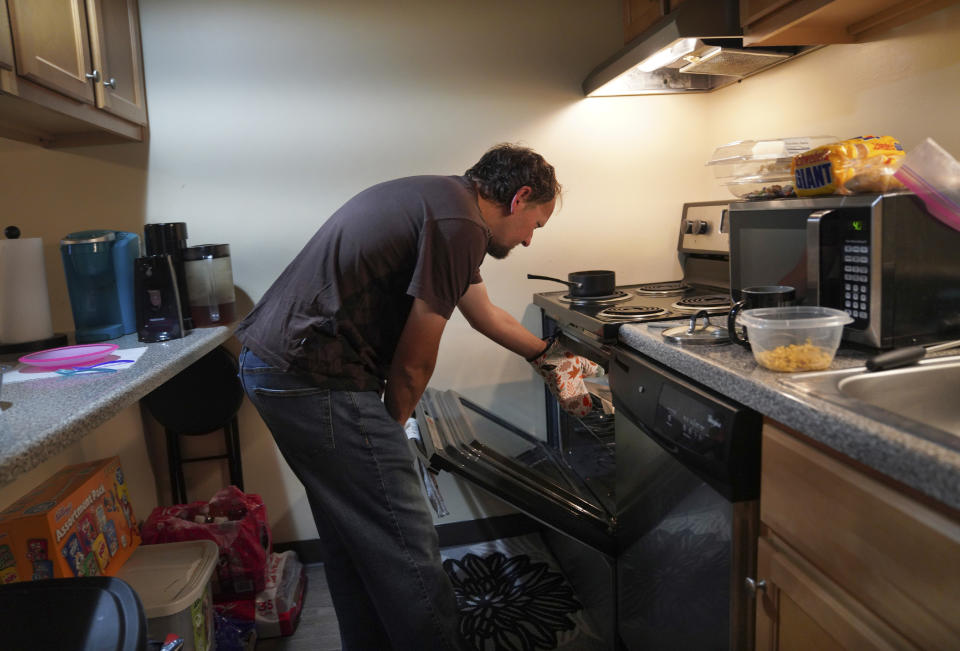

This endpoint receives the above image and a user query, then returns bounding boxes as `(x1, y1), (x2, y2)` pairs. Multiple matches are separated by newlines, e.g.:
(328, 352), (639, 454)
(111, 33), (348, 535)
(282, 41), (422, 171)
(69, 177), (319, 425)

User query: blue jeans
(238, 348), (466, 651)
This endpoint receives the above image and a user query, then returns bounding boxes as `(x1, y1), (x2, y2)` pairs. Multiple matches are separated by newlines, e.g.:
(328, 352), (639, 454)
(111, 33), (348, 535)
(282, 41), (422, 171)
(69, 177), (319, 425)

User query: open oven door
(413, 387), (616, 556)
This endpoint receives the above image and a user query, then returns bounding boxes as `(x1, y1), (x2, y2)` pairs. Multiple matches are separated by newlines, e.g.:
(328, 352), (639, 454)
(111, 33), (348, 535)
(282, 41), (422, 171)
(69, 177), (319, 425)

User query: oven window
(458, 397), (613, 515)
(737, 227), (808, 302)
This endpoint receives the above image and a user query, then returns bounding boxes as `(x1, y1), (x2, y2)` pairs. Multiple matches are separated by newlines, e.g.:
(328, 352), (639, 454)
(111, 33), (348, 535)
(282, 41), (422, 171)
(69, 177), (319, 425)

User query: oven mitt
(528, 338), (604, 418)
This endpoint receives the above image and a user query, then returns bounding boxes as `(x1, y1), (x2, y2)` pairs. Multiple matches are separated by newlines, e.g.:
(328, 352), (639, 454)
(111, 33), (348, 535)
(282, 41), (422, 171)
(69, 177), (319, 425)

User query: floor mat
(441, 534), (607, 651)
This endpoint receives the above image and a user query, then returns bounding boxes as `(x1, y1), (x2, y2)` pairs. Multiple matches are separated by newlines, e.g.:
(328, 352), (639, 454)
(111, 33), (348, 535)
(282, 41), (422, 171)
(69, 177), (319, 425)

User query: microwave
(728, 193), (960, 349)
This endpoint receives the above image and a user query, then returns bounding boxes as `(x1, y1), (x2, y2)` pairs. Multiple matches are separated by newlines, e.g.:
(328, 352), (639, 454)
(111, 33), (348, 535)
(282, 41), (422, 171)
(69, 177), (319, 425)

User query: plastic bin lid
(707, 136), (838, 165)
(115, 540), (219, 618)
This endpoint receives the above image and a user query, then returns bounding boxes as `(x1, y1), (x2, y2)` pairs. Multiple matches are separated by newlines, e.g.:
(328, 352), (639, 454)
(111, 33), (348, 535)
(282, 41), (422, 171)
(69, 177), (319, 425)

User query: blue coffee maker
(60, 230), (139, 343)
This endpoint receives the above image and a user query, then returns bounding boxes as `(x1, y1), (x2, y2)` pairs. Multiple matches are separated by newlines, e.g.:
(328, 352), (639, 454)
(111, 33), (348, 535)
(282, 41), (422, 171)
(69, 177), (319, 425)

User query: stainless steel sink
(779, 355), (960, 449)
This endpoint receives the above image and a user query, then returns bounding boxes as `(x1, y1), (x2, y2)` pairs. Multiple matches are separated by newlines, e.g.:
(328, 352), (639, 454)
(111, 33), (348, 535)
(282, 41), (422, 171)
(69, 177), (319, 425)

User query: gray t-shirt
(236, 175), (489, 391)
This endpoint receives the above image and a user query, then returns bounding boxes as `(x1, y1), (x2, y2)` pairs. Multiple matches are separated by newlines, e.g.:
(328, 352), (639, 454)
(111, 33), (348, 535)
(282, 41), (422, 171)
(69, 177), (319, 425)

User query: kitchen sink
(779, 355), (960, 449)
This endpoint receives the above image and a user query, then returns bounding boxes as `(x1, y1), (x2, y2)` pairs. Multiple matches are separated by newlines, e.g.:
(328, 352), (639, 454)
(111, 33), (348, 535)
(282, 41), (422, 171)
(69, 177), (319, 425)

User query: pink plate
(19, 343), (120, 369)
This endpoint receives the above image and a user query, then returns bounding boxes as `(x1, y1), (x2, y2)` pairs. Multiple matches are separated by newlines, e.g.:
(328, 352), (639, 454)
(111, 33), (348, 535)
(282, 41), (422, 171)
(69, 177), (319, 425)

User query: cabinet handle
(85, 69), (100, 82)
(103, 77), (117, 89)
(745, 577), (767, 595)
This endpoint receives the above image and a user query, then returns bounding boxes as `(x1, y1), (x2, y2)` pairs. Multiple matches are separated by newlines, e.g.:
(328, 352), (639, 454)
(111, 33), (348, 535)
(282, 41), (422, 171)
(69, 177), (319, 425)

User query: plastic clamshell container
(115, 540), (218, 651)
(707, 136), (839, 198)
(894, 137), (960, 232)
(738, 306), (853, 372)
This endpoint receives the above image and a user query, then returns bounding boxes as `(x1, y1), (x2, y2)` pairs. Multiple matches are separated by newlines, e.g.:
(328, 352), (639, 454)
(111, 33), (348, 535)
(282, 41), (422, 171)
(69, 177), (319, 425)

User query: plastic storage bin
(894, 137), (960, 232)
(737, 306), (852, 372)
(707, 136), (838, 199)
(116, 540), (219, 651)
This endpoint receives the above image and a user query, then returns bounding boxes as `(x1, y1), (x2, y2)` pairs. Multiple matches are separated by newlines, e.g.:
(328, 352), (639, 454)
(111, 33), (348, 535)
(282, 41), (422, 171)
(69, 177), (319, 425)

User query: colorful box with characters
(0, 457), (140, 584)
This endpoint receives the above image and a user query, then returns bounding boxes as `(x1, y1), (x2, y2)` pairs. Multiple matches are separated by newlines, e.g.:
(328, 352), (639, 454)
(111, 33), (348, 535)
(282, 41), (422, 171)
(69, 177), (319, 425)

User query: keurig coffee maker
(60, 230), (139, 343)
(143, 222), (193, 331)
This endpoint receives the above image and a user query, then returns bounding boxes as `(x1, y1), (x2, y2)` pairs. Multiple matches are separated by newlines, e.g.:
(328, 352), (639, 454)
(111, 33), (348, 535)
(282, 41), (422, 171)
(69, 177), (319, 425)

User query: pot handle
(527, 274), (583, 289)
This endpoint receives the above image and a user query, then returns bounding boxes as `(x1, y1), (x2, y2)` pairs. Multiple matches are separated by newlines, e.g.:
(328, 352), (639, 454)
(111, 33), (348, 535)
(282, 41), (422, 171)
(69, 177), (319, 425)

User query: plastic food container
(115, 540), (219, 651)
(738, 306), (853, 372)
(893, 137), (960, 232)
(707, 136), (838, 199)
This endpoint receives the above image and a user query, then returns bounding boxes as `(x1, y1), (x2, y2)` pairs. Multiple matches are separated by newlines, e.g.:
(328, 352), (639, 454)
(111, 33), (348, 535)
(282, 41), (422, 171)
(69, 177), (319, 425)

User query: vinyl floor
(255, 534), (606, 651)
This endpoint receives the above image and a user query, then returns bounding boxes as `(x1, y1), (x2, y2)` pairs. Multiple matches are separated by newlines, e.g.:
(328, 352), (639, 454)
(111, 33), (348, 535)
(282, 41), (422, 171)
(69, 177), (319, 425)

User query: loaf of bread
(792, 135), (905, 196)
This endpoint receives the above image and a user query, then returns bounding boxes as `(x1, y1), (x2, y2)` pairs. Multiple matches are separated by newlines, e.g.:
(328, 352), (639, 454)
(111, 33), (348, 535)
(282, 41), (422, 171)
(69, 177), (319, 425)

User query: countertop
(0, 326), (236, 487)
(618, 322), (960, 513)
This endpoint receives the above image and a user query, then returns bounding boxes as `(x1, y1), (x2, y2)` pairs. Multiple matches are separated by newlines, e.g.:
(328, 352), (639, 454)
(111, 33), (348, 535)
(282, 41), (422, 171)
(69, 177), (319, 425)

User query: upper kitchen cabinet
(0, 0), (147, 147)
(623, 0), (689, 42)
(0, 1), (13, 70)
(740, 0), (959, 46)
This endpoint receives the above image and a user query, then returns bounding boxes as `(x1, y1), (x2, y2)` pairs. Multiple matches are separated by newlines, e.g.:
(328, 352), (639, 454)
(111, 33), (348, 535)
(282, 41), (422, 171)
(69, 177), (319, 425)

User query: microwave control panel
(819, 212), (872, 328)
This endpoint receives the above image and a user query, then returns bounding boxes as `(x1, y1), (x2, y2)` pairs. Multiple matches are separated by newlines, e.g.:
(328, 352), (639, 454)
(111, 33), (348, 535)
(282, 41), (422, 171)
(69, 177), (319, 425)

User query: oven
(414, 201), (762, 649)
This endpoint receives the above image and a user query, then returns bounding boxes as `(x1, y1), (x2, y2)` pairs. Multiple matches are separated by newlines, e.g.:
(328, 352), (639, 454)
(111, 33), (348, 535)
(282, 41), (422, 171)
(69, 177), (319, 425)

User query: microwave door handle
(806, 209), (833, 305)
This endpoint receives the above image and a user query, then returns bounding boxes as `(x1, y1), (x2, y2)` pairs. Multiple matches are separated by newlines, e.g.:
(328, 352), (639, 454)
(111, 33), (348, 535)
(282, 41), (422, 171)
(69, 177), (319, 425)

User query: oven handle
(558, 327), (612, 360)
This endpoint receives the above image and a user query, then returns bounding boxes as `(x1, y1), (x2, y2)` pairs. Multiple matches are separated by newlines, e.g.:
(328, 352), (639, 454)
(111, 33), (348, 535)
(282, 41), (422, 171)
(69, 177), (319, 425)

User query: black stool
(143, 345), (245, 505)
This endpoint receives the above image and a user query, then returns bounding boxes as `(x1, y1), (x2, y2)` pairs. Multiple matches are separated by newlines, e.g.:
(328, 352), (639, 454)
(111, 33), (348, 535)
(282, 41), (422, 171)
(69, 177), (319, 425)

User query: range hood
(583, 0), (809, 96)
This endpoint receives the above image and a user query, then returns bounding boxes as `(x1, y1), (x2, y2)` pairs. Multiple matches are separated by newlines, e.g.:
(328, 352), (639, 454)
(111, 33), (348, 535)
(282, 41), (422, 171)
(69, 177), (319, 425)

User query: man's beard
(486, 239), (513, 260)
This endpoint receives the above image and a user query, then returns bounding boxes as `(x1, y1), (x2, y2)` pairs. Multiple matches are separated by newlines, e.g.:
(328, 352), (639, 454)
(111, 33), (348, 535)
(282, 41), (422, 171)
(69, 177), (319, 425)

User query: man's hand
(529, 339), (604, 418)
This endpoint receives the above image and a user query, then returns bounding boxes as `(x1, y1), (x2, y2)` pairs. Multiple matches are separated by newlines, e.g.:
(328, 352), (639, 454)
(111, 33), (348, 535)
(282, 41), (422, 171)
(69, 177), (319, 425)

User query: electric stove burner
(596, 305), (669, 322)
(634, 280), (689, 297)
(559, 290), (632, 306)
(672, 293), (733, 314)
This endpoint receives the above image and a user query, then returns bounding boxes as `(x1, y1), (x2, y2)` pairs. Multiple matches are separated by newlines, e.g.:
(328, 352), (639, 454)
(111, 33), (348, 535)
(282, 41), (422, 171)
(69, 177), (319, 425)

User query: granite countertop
(618, 321), (960, 512)
(0, 326), (236, 487)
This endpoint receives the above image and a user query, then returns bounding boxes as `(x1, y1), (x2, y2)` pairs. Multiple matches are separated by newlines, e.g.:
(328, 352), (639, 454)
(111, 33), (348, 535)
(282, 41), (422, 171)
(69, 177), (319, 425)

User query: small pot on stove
(527, 270), (616, 297)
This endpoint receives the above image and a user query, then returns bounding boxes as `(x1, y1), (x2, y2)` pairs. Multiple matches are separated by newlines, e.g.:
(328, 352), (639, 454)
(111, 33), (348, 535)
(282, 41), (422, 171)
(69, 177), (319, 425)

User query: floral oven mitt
(528, 338), (604, 418)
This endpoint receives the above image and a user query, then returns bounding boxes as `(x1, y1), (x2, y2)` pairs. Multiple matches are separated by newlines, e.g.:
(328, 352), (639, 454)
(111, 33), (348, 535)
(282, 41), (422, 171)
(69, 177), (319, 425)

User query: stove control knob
(683, 220), (694, 234)
(696, 220), (709, 235)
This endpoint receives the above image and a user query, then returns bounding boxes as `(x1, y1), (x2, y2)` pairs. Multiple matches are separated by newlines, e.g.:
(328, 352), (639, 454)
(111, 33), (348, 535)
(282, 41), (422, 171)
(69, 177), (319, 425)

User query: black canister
(134, 254), (185, 342)
(143, 222), (193, 331)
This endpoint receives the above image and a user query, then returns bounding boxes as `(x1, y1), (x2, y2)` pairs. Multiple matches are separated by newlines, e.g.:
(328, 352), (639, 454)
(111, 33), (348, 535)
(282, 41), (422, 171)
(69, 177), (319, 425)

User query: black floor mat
(441, 534), (607, 651)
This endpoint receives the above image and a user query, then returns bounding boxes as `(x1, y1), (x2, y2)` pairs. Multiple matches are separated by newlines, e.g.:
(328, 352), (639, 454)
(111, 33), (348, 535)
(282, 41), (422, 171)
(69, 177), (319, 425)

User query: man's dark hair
(465, 143), (561, 208)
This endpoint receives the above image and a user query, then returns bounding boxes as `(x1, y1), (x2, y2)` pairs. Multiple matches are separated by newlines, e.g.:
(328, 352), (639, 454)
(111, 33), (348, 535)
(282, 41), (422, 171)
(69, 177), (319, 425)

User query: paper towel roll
(0, 237), (55, 344)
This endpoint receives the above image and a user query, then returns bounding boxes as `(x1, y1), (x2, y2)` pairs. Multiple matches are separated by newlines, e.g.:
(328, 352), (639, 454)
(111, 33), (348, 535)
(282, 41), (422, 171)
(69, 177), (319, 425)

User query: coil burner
(596, 305), (670, 322)
(672, 293), (733, 314)
(634, 281), (689, 297)
(559, 290), (632, 306)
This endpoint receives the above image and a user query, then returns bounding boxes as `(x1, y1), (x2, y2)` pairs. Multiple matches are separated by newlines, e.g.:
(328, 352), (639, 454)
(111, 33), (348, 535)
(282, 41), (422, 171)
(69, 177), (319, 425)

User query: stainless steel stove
(534, 201), (732, 344)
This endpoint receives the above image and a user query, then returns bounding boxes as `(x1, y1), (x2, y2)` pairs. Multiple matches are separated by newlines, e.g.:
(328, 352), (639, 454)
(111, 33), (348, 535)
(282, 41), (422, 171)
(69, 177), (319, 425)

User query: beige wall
(1, 1), (958, 541)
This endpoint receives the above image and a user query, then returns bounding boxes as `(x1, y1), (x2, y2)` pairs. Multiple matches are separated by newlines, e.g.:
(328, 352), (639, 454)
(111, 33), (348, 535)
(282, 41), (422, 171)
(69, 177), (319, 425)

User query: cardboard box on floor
(0, 457), (140, 583)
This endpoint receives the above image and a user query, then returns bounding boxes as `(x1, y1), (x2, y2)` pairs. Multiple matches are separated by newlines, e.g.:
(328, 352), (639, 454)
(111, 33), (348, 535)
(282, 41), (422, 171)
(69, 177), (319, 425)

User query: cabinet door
(85, 0), (147, 125)
(762, 423), (960, 648)
(623, 0), (663, 42)
(755, 536), (918, 651)
(6, 0), (95, 103)
(1, 0), (14, 70)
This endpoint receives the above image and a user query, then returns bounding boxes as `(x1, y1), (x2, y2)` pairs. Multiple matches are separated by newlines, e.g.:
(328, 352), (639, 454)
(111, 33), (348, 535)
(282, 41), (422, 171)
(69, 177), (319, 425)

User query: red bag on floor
(141, 486), (272, 601)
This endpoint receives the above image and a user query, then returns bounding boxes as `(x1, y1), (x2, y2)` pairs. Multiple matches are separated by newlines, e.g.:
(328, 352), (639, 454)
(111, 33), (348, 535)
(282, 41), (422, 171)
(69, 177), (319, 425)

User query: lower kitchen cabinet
(753, 422), (960, 650)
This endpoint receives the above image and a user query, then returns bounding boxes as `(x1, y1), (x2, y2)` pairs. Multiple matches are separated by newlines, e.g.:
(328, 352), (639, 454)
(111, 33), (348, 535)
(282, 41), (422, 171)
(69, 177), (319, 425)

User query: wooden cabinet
(86, 0), (148, 125)
(0, 0), (146, 146)
(0, 0), (14, 71)
(740, 0), (959, 46)
(623, 0), (689, 43)
(753, 422), (960, 650)
(7, 0), (96, 103)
